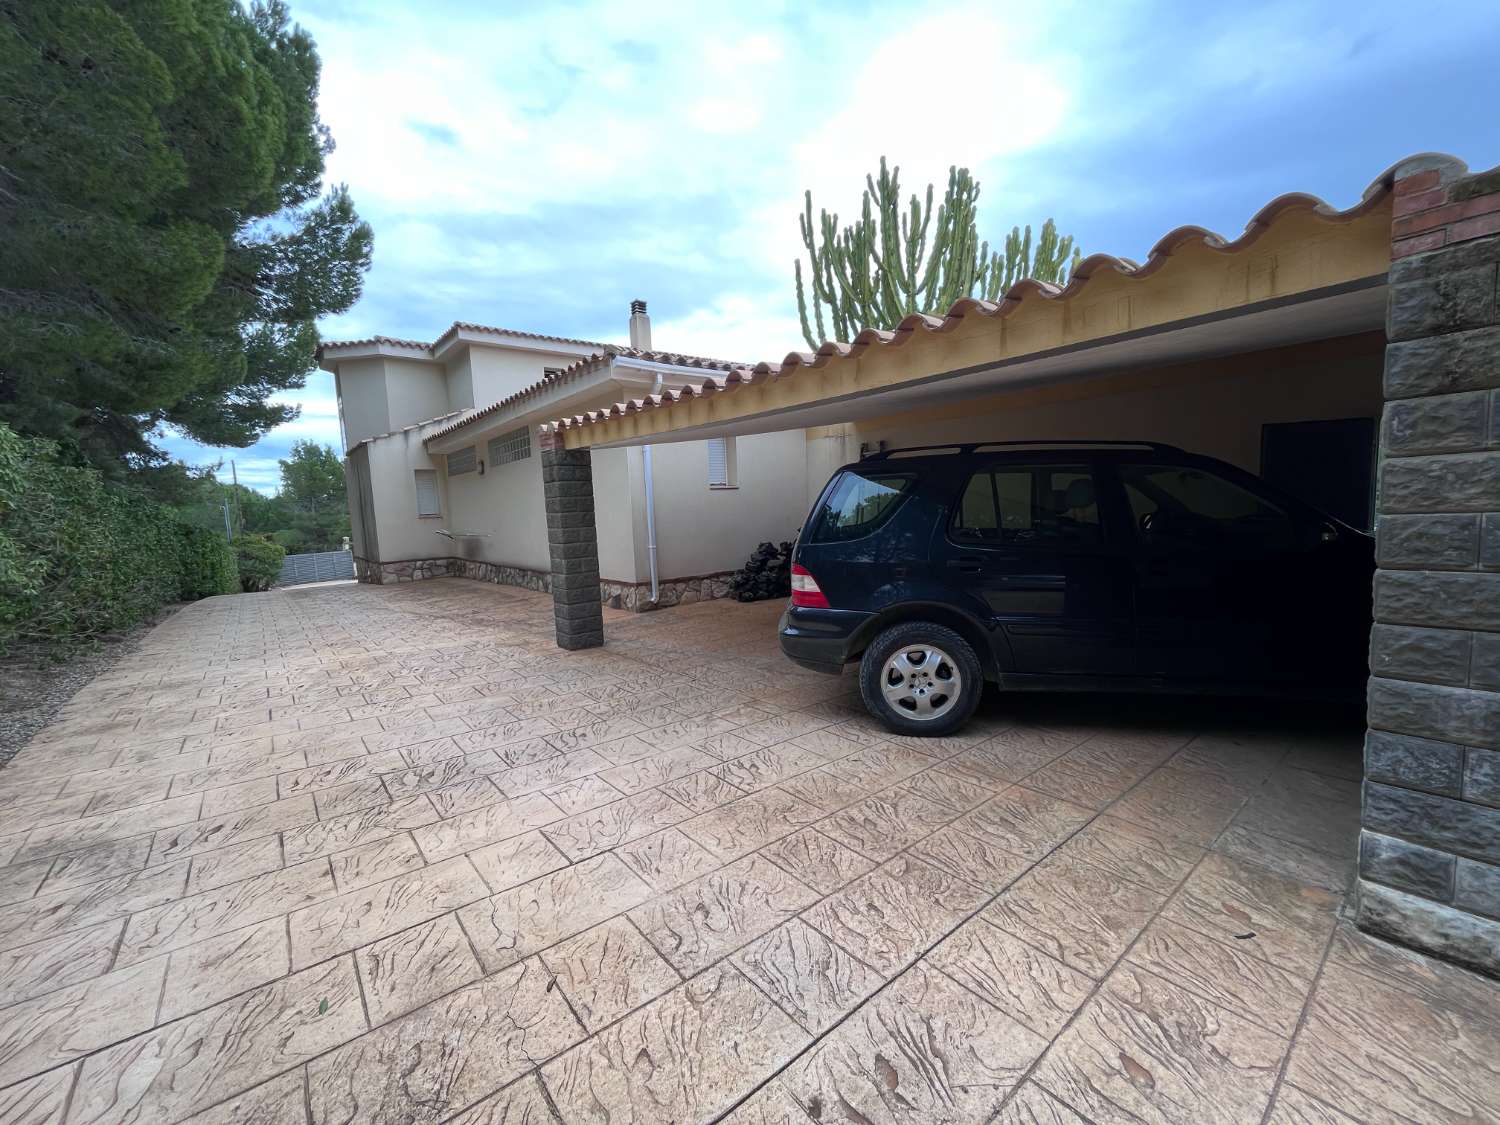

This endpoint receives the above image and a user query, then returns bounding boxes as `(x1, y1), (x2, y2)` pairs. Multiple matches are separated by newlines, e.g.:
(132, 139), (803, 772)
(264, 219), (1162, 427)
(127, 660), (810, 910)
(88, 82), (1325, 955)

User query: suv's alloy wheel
(859, 621), (983, 735)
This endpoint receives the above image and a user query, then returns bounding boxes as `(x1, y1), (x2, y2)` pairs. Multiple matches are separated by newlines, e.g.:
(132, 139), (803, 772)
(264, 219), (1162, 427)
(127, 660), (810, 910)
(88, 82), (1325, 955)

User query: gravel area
(0, 604), (185, 768)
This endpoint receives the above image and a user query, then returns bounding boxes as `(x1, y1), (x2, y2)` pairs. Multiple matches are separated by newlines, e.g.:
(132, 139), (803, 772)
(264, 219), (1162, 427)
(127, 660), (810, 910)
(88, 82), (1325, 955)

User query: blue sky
(163, 0), (1500, 492)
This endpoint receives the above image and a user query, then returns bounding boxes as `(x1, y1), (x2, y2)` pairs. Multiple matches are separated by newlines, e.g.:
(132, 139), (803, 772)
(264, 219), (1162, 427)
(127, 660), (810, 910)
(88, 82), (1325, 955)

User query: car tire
(859, 621), (983, 736)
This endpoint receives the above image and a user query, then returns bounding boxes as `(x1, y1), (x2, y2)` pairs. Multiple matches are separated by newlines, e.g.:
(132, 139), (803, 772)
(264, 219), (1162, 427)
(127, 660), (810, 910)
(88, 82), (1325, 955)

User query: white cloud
(649, 293), (805, 364)
(306, 3), (797, 218)
(790, 5), (1072, 218)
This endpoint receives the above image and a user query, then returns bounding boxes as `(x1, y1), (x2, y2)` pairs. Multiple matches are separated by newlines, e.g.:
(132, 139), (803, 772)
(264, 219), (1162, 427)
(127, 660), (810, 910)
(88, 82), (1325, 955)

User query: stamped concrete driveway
(0, 578), (1496, 1125)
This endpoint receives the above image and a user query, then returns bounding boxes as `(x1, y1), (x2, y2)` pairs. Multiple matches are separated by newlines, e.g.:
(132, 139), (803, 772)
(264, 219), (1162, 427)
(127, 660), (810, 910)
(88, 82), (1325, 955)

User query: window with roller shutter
(414, 470), (440, 517)
(707, 436), (736, 488)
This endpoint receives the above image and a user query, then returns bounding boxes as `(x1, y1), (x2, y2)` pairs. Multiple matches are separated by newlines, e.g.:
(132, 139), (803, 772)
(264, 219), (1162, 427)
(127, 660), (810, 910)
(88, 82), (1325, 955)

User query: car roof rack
(862, 440), (1186, 460)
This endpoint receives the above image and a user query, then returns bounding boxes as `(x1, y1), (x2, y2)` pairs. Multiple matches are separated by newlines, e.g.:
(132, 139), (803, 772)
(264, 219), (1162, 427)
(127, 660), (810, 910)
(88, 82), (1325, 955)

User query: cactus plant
(795, 158), (1082, 349)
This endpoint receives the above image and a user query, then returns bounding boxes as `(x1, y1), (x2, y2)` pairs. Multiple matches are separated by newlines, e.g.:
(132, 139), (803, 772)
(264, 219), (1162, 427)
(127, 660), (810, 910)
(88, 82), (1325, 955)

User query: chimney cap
(630, 299), (647, 315)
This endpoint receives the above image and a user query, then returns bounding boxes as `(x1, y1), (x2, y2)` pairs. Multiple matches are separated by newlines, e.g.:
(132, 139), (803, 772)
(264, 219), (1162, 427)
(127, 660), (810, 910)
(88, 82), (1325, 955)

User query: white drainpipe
(628, 300), (661, 604)
(642, 391), (662, 604)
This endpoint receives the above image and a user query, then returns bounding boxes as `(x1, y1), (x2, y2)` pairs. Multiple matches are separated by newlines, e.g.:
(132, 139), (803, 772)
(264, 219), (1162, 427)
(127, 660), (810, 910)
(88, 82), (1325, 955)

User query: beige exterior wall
(382, 358), (449, 434)
(850, 337), (1385, 477)
(594, 448), (642, 584)
(444, 352), (475, 413)
(468, 347), (567, 408)
(443, 447), (550, 572)
(335, 358), (391, 449)
(650, 430), (811, 577)
(804, 424), (862, 509)
(359, 427), (447, 562)
(345, 444), (375, 559)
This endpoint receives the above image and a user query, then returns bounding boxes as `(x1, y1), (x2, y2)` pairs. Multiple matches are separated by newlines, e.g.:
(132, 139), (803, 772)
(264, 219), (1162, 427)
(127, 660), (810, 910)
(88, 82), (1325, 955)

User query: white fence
(277, 550), (355, 586)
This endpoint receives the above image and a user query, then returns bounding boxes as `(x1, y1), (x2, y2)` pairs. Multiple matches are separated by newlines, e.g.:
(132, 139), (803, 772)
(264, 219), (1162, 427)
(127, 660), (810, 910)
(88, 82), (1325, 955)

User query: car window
(952, 464), (1101, 546)
(1119, 463), (1293, 545)
(806, 470), (913, 542)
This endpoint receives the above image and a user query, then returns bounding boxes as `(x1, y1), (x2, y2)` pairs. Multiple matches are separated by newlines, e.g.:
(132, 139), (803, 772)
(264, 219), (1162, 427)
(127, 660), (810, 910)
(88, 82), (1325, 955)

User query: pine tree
(0, 0), (372, 473)
(794, 158), (1080, 349)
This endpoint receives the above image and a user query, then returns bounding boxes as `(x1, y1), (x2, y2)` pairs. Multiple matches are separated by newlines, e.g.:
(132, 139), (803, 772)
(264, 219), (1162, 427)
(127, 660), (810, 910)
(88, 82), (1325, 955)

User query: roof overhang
(317, 323), (609, 373)
(576, 278), (1387, 448)
(318, 339), (438, 370)
(555, 161), (1411, 450)
(423, 356), (712, 453)
(430, 328), (603, 365)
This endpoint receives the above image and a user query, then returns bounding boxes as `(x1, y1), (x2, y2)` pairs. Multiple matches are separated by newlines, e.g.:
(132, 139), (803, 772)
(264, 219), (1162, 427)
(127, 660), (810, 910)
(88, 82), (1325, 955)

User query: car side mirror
(1317, 521), (1339, 544)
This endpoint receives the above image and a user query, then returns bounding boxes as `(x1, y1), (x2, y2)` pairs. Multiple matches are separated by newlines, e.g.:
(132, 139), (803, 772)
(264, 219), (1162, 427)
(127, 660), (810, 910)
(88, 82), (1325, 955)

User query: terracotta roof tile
(348, 409), (468, 451)
(433, 322), (606, 350)
(319, 334), (432, 351)
(550, 156), (1450, 437)
(318, 322), (607, 357)
(424, 346), (741, 444)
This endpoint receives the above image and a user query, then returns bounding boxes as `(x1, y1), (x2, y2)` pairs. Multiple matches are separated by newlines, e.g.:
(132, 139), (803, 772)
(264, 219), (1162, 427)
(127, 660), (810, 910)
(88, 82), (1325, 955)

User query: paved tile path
(0, 578), (1496, 1124)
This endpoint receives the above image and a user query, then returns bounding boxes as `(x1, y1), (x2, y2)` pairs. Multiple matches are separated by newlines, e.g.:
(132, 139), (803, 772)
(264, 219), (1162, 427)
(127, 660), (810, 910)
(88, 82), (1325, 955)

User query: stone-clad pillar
(540, 426), (604, 650)
(1359, 155), (1500, 972)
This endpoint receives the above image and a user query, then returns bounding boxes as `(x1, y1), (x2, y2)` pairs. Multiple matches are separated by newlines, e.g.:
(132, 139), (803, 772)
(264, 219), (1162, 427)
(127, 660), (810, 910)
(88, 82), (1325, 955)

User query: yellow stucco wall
(852, 332), (1386, 478)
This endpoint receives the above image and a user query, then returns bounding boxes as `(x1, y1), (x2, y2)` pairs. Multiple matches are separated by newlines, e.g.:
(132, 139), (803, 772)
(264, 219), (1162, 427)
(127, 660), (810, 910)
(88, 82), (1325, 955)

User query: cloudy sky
(163, 0), (1500, 492)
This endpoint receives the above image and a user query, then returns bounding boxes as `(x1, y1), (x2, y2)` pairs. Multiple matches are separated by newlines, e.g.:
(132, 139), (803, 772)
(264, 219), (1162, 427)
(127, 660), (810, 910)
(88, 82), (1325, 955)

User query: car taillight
(790, 563), (830, 608)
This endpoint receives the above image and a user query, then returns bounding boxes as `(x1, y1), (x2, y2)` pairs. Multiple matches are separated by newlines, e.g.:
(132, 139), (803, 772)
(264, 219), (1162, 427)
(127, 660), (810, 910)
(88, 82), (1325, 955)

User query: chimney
(628, 299), (651, 350)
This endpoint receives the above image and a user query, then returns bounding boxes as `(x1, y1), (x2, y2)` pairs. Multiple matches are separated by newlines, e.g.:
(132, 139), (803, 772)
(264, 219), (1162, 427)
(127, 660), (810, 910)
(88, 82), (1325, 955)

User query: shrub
(234, 534), (286, 592)
(728, 540), (793, 602)
(179, 526), (239, 600)
(0, 423), (240, 655)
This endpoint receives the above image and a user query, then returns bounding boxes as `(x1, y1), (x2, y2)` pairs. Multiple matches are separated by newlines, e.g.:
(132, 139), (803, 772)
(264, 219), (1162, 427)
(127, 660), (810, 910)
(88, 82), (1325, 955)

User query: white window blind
(446, 446), (477, 475)
(707, 437), (729, 487)
(414, 470), (440, 517)
(488, 426), (531, 467)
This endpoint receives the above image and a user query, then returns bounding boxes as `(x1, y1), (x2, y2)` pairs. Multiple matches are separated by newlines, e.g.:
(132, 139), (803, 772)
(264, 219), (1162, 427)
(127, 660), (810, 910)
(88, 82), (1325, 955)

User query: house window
(446, 446), (477, 475)
(414, 470), (441, 517)
(488, 426), (531, 467)
(707, 436), (736, 488)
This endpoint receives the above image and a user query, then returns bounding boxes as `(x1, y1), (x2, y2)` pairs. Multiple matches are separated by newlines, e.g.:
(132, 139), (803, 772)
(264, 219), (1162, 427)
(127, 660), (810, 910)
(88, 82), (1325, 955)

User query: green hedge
(0, 423), (239, 654)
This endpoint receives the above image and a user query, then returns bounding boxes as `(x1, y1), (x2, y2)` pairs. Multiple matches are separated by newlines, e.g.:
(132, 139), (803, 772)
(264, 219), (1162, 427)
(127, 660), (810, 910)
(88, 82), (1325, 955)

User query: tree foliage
(0, 0), (372, 471)
(274, 440), (349, 552)
(794, 158), (1081, 349)
(161, 441), (350, 552)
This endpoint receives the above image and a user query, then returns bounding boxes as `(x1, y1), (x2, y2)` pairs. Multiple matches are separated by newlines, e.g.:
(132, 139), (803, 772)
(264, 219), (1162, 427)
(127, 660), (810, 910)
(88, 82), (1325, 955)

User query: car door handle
(947, 557), (983, 573)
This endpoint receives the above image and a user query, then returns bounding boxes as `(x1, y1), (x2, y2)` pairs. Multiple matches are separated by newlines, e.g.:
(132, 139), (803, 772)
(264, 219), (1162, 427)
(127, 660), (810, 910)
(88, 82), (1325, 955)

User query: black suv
(779, 442), (1374, 735)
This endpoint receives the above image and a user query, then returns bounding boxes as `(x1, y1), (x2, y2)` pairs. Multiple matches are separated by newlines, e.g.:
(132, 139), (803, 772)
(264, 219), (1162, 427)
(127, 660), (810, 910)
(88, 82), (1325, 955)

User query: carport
(536, 152), (1500, 975)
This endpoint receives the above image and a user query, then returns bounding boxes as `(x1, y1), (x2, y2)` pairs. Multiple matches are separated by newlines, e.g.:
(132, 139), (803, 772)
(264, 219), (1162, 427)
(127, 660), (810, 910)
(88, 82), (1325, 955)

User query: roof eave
(430, 328), (606, 364)
(317, 340), (438, 371)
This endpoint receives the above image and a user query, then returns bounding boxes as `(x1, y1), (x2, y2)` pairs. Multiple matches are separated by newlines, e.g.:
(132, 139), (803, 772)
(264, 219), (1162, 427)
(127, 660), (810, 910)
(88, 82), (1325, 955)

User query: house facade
(320, 303), (851, 608)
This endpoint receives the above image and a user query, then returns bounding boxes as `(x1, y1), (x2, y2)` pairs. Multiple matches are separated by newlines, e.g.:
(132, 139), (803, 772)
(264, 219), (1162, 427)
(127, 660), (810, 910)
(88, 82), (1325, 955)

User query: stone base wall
(601, 572), (734, 611)
(353, 556), (550, 591)
(355, 554), (738, 613)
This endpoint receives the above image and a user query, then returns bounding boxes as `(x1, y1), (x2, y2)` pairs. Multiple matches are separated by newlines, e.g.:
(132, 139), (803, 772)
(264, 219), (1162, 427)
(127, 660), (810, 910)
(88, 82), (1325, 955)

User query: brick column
(540, 426), (604, 650)
(1359, 155), (1500, 972)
